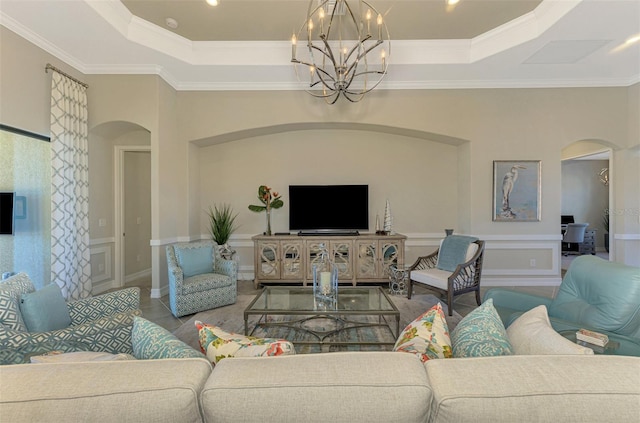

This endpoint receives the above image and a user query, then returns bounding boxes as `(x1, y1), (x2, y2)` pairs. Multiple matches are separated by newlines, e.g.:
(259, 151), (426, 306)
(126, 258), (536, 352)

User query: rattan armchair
(407, 239), (485, 316)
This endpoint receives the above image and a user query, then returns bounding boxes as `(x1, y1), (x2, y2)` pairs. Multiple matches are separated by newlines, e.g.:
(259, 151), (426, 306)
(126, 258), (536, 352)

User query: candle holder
(312, 243), (338, 306)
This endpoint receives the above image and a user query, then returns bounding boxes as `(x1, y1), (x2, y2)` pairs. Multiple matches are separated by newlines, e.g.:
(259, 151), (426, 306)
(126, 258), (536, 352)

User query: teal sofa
(484, 255), (640, 351)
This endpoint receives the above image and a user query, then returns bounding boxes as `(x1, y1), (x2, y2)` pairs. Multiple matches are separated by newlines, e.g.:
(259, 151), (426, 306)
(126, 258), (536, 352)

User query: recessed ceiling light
(206, 0), (219, 6)
(165, 17), (178, 29)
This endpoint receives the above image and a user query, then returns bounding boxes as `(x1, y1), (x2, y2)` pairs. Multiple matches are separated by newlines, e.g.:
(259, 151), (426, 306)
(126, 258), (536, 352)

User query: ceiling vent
(321, 0), (346, 16)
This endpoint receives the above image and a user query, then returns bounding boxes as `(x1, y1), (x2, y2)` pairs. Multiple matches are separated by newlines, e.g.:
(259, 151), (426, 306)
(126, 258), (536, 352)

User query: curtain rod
(45, 63), (88, 89)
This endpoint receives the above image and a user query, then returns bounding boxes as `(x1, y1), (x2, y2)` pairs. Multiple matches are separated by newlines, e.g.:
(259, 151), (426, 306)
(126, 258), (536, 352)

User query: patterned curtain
(50, 72), (91, 300)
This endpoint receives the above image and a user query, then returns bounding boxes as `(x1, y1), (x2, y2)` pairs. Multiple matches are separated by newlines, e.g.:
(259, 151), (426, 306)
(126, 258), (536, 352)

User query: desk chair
(562, 223), (588, 256)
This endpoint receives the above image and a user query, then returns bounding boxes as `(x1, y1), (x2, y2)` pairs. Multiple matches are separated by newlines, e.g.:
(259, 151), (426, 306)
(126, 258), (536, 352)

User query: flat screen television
(0, 192), (15, 235)
(289, 185), (368, 234)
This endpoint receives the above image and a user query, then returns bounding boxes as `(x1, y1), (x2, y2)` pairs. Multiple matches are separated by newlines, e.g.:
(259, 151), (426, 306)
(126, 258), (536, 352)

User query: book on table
(576, 329), (609, 347)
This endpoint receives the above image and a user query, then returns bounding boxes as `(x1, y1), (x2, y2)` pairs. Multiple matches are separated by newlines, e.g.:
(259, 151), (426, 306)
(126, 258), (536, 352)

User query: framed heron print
(493, 160), (541, 222)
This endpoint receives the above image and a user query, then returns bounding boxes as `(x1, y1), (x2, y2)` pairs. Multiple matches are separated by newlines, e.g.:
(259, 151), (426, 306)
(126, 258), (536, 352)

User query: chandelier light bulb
(291, 34), (297, 60)
(206, 0), (219, 6)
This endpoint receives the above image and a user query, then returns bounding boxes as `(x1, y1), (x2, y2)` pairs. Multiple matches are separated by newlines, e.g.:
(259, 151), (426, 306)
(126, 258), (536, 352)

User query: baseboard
(481, 277), (562, 287)
(125, 268), (151, 284)
(92, 279), (119, 295)
(150, 285), (168, 299)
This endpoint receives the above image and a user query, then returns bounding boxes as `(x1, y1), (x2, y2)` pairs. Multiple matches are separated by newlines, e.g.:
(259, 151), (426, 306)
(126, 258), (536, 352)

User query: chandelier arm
(292, 59), (338, 90)
(343, 40), (384, 77)
(344, 34), (373, 62)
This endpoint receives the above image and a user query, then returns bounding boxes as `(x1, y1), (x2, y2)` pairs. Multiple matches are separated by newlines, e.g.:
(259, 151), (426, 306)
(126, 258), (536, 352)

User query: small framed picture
(14, 196), (27, 219)
(493, 160), (541, 222)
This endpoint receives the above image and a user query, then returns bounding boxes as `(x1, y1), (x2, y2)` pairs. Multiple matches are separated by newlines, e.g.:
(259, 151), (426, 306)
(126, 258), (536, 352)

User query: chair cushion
(174, 245), (214, 278)
(19, 283), (71, 332)
(195, 321), (295, 365)
(0, 272), (35, 332)
(409, 268), (451, 291)
(548, 255), (640, 337)
(132, 316), (205, 360)
(436, 235), (478, 272)
(451, 299), (513, 358)
(393, 303), (452, 362)
(507, 305), (594, 355)
(182, 273), (233, 294)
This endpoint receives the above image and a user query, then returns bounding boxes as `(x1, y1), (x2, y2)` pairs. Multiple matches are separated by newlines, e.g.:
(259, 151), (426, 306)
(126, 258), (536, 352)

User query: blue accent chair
(166, 240), (237, 318)
(484, 255), (640, 345)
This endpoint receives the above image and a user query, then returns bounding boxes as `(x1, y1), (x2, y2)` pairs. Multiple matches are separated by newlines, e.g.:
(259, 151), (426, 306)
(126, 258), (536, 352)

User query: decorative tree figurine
(383, 199), (392, 234)
(248, 185), (283, 236)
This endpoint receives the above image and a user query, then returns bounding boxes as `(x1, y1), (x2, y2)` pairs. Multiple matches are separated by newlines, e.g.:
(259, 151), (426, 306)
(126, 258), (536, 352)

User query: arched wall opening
(88, 120), (152, 294)
(189, 122), (472, 271)
(561, 139), (616, 262)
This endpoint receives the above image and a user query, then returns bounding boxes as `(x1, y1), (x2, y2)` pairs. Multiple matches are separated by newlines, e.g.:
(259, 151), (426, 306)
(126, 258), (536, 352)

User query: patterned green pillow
(195, 320), (295, 364)
(132, 317), (205, 360)
(451, 298), (513, 358)
(393, 303), (452, 362)
(0, 272), (36, 332)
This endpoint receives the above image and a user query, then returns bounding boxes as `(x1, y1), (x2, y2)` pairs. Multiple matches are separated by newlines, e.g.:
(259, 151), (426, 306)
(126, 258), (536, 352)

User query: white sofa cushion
(202, 352), (431, 423)
(425, 355), (640, 423)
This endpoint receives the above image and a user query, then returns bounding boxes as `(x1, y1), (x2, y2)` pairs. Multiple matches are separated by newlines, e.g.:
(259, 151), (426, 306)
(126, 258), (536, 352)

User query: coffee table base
(248, 314), (399, 347)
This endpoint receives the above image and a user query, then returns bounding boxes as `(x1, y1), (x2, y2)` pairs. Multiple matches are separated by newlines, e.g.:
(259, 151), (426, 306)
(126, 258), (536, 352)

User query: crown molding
(0, 11), (87, 73)
(2, 0), (638, 92)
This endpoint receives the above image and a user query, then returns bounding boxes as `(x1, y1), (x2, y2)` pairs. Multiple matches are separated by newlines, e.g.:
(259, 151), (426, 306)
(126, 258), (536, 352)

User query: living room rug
(173, 290), (462, 354)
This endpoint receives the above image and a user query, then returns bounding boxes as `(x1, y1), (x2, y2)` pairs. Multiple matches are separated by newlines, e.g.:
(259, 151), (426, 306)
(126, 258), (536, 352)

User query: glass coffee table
(244, 286), (400, 348)
(559, 330), (640, 356)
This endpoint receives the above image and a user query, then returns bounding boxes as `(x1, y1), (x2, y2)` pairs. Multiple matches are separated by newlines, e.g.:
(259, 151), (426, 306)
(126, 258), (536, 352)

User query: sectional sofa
(1, 352), (639, 422)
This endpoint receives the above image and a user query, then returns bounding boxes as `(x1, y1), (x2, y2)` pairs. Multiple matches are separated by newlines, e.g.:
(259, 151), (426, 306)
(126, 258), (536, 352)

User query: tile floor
(127, 251), (609, 332)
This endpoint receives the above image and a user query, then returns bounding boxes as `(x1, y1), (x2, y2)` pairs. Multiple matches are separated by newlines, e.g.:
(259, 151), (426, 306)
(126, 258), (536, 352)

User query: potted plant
(603, 210), (610, 253)
(248, 185), (283, 236)
(207, 204), (239, 258)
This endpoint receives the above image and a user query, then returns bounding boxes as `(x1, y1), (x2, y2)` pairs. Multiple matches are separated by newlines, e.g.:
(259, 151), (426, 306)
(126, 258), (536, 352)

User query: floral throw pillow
(195, 321), (295, 365)
(393, 303), (452, 362)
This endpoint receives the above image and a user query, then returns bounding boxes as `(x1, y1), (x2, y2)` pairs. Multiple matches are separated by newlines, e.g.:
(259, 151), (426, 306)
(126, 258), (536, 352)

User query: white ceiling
(0, 0), (638, 91)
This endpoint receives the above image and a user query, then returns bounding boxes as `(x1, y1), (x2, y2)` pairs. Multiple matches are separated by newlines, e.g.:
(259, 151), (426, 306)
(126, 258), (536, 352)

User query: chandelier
(291, 0), (390, 104)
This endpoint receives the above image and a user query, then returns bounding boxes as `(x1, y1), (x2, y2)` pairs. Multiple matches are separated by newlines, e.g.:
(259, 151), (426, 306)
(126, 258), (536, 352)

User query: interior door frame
(561, 147), (613, 260)
(114, 145), (151, 288)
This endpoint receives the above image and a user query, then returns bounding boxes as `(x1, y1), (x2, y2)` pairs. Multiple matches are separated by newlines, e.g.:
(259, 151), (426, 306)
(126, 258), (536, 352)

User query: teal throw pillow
(19, 283), (72, 332)
(451, 298), (513, 358)
(175, 245), (214, 278)
(132, 316), (205, 360)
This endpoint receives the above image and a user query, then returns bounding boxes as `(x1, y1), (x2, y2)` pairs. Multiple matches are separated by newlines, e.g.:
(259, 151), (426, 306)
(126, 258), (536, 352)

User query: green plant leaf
(248, 205), (266, 212)
(207, 203), (239, 245)
(271, 198), (284, 209)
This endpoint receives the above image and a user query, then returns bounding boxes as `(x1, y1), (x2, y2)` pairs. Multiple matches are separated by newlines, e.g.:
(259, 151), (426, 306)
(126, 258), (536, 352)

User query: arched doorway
(89, 121), (151, 292)
(561, 140), (614, 267)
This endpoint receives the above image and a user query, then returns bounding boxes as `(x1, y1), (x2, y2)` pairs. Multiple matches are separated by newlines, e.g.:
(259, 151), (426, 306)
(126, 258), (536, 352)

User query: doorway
(560, 148), (612, 271)
(114, 146), (151, 287)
